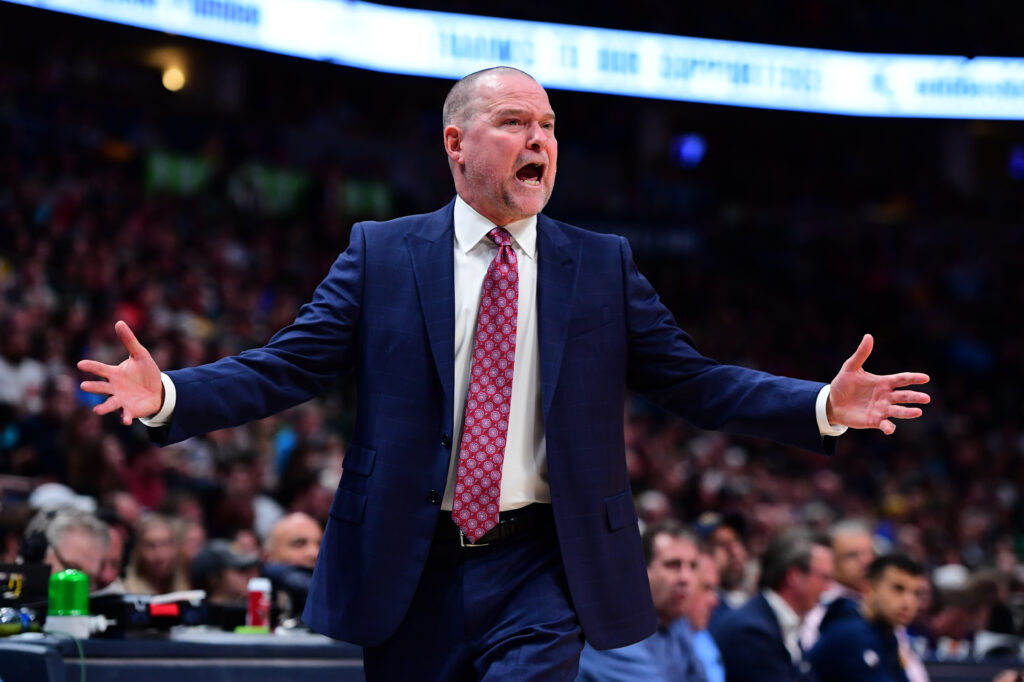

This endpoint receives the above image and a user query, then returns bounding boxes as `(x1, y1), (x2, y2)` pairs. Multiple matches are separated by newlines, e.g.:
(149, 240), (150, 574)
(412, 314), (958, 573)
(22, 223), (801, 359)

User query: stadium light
(162, 66), (186, 92)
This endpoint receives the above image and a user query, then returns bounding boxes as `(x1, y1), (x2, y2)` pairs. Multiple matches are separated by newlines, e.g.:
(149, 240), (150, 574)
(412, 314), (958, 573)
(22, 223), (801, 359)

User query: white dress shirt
(764, 589), (805, 664)
(444, 196), (547, 511)
(143, 196), (846, 508)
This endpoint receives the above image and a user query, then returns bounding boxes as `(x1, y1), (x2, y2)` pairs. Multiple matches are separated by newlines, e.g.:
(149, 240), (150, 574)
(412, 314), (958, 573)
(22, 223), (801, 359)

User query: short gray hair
(758, 528), (828, 591)
(41, 508), (110, 553)
(442, 66), (537, 128)
(829, 518), (872, 544)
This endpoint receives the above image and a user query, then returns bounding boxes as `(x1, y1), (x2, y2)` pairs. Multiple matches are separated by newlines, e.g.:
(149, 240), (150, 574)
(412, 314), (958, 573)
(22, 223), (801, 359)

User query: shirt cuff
(816, 384), (848, 437)
(139, 373), (176, 428)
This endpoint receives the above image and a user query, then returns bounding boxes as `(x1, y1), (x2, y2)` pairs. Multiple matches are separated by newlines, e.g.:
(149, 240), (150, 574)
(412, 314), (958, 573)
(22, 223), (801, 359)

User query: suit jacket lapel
(536, 215), (580, 418)
(406, 202), (456, 411)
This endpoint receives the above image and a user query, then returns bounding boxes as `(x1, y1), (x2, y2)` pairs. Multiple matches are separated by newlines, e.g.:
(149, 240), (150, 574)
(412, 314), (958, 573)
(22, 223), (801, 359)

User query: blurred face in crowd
(710, 524), (747, 591)
(444, 71), (557, 226)
(96, 526), (125, 589)
(45, 528), (104, 588)
(138, 521), (177, 581)
(266, 513), (323, 569)
(866, 566), (924, 628)
(789, 545), (834, 616)
(685, 553), (721, 631)
(832, 529), (874, 594)
(648, 533), (699, 626)
(208, 565), (260, 604)
(179, 521), (207, 566)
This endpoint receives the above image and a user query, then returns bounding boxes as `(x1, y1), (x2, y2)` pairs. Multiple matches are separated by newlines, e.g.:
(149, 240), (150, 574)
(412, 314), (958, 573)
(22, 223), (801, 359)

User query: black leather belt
(436, 504), (553, 548)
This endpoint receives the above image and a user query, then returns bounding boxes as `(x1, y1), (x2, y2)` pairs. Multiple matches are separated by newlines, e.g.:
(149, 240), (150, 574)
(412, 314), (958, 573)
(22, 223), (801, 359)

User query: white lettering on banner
(439, 32), (534, 65)
(192, 0), (260, 26)
(4, 0), (1024, 119)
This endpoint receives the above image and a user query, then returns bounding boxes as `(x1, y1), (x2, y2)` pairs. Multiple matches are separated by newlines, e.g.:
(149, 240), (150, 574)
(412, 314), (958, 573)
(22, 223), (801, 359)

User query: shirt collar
(763, 589), (802, 635)
(454, 195), (537, 260)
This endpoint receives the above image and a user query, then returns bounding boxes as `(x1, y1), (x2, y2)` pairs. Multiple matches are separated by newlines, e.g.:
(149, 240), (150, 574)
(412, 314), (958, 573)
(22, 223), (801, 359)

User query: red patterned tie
(451, 227), (519, 543)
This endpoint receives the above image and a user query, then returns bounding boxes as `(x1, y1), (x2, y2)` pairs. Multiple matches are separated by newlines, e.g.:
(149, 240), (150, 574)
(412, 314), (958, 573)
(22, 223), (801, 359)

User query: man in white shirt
(711, 529), (833, 682)
(78, 66), (930, 681)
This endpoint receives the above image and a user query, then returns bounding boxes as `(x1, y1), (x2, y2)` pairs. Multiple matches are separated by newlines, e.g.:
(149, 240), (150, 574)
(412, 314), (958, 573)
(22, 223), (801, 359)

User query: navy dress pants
(362, 508), (585, 681)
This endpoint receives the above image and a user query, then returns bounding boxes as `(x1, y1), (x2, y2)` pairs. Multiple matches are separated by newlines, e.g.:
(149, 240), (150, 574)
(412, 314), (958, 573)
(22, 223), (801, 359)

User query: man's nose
(525, 122), (546, 148)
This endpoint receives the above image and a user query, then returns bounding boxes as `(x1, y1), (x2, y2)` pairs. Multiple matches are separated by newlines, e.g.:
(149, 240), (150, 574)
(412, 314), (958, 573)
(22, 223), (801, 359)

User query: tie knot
(487, 227), (513, 248)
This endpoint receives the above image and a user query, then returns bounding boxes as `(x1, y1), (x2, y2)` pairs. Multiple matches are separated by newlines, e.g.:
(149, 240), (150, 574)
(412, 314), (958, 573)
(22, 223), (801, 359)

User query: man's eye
(504, 119), (521, 126)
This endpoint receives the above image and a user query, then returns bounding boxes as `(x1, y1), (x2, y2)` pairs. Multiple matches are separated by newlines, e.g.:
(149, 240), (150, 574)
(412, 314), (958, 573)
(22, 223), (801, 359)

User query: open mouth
(515, 162), (545, 187)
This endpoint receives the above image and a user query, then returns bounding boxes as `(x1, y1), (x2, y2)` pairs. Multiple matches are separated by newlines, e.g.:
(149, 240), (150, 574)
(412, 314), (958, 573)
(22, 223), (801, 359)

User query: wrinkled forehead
(473, 73), (554, 118)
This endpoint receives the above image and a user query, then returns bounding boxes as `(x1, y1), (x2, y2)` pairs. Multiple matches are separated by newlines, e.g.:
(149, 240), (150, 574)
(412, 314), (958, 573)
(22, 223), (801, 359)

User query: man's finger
(115, 320), (148, 359)
(886, 372), (930, 388)
(80, 380), (114, 396)
(94, 396), (122, 416)
(890, 390), (930, 405)
(841, 333), (874, 373)
(879, 419), (895, 435)
(77, 359), (113, 379)
(888, 405), (923, 420)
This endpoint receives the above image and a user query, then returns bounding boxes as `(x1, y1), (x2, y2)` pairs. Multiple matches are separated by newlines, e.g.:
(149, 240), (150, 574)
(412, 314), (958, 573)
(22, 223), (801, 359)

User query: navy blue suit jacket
(711, 593), (815, 682)
(807, 615), (908, 682)
(155, 201), (831, 649)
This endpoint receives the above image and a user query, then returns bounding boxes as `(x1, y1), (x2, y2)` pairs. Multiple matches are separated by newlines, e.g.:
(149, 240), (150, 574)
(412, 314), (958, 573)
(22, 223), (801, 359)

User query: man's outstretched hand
(827, 334), (930, 435)
(77, 321), (164, 426)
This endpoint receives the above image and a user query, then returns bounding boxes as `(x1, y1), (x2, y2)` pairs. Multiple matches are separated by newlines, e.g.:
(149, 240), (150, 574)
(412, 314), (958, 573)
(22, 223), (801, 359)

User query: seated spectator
(686, 552), (725, 682)
(711, 528), (832, 682)
(260, 512), (322, 618)
(801, 519), (875, 649)
(123, 514), (189, 595)
(577, 519), (707, 682)
(21, 507), (110, 590)
(807, 554), (926, 682)
(189, 538), (261, 604)
(264, 512), (322, 569)
(697, 512), (750, 630)
(94, 519), (126, 592)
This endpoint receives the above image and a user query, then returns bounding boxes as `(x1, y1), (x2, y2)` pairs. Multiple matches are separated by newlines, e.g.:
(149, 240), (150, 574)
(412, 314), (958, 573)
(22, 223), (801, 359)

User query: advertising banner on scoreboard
(5, 0), (1024, 119)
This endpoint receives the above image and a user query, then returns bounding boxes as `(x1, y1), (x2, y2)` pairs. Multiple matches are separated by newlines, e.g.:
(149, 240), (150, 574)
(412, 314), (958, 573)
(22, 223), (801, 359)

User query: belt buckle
(459, 530), (490, 548)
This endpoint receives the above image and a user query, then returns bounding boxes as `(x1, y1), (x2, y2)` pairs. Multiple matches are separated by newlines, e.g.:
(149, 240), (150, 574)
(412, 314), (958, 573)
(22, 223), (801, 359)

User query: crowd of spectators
(2, 9), (1024, 664)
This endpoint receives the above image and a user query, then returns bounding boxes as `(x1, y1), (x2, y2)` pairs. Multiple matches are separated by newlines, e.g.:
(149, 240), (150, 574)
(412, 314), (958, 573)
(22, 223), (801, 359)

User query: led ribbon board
(6, 0), (1024, 119)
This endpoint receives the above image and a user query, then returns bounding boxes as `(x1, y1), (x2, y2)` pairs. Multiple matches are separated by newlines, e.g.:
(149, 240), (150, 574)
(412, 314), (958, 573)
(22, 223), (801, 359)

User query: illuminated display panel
(6, 0), (1024, 119)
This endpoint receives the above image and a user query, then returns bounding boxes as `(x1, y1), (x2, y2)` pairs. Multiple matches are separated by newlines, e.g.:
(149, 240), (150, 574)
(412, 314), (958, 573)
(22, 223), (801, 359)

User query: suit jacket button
(428, 490), (441, 505)
(440, 434), (451, 449)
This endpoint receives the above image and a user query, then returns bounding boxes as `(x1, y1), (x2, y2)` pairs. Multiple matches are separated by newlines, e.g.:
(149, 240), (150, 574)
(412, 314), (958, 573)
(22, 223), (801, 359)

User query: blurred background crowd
(1, 1), (1023, 667)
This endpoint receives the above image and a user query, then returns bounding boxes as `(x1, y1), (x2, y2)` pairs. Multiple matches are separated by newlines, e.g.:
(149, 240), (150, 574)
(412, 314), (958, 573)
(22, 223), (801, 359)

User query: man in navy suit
(79, 66), (930, 680)
(807, 554), (926, 682)
(712, 529), (833, 682)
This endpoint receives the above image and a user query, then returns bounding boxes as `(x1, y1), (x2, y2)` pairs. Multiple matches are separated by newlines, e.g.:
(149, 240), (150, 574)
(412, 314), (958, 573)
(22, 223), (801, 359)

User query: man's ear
(444, 125), (463, 164)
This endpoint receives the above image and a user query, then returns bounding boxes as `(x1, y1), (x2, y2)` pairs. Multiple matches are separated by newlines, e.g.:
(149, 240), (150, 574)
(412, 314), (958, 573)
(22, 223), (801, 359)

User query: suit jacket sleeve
(153, 222), (366, 445)
(619, 236), (832, 454)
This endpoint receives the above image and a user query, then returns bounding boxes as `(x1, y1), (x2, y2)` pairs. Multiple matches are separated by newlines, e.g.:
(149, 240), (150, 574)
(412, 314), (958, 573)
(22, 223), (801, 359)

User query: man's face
(96, 527), (125, 589)
(214, 565), (260, 603)
(710, 525), (747, 591)
(832, 531), (874, 594)
(867, 567), (924, 628)
(648, 534), (698, 625)
(685, 553), (721, 631)
(445, 73), (557, 226)
(266, 515), (323, 569)
(46, 528), (105, 588)
(791, 545), (834, 616)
